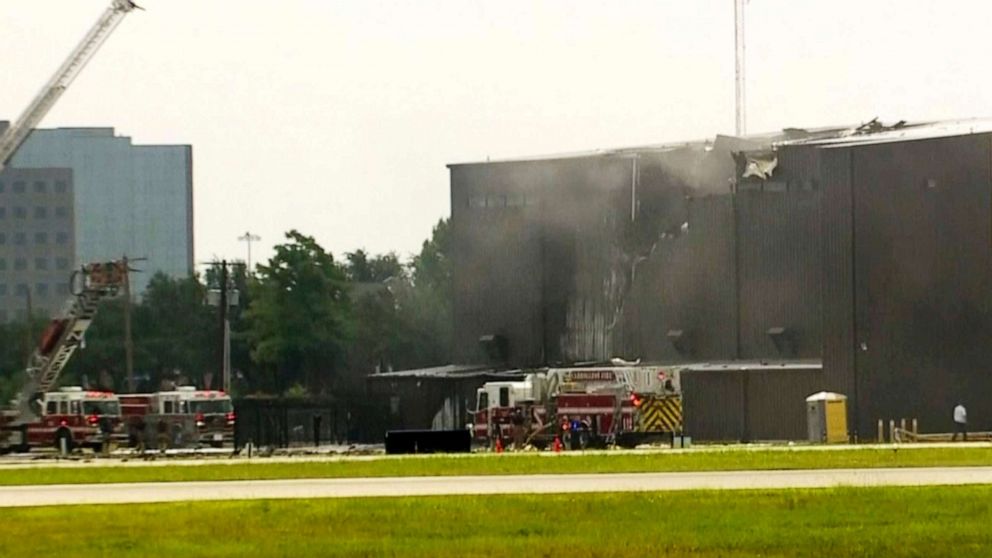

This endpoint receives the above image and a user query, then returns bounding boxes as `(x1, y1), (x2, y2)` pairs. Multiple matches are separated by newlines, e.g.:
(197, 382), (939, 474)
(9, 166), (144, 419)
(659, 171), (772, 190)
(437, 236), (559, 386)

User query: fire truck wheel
(54, 429), (74, 453)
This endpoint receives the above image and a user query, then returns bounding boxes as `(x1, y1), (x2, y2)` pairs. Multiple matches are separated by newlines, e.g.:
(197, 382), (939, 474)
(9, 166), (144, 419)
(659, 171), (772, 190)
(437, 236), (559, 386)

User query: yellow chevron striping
(636, 397), (683, 432)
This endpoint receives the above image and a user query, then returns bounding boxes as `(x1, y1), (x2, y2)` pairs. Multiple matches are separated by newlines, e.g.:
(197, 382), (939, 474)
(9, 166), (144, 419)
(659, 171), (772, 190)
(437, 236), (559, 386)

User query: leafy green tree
(0, 317), (46, 403)
(402, 218), (452, 366)
(246, 230), (351, 394)
(345, 250), (405, 283)
(134, 273), (218, 388)
(341, 219), (453, 385)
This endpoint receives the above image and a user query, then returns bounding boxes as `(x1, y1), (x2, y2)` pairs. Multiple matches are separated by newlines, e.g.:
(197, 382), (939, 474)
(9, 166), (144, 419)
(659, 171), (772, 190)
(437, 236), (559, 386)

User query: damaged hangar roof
(776, 117), (992, 148)
(448, 117), (992, 167)
(446, 129), (804, 167)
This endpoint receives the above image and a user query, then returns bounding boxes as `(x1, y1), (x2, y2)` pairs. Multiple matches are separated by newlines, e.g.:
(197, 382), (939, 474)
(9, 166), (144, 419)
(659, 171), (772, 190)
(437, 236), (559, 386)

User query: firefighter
(561, 415), (571, 450)
(312, 413), (322, 448)
(569, 417), (583, 450)
(156, 419), (170, 452)
(490, 422), (503, 452)
(511, 407), (525, 450)
(99, 415), (114, 456)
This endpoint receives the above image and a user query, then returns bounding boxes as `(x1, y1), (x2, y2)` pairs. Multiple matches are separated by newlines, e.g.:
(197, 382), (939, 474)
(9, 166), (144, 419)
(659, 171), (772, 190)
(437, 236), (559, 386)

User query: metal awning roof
(368, 364), (526, 380)
(680, 360), (822, 372)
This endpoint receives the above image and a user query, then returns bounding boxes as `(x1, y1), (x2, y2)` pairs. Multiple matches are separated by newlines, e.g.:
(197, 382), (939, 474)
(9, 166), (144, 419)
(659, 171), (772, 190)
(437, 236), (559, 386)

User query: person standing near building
(953, 403), (968, 441)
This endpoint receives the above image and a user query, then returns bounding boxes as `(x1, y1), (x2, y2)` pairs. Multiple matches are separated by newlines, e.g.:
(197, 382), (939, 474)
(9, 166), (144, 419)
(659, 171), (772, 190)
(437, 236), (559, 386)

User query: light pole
(734, 0), (747, 136)
(238, 232), (261, 273)
(206, 260), (239, 394)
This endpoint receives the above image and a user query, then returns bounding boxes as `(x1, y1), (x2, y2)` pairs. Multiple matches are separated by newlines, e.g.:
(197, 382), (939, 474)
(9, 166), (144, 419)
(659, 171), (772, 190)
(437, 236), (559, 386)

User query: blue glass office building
(7, 127), (193, 294)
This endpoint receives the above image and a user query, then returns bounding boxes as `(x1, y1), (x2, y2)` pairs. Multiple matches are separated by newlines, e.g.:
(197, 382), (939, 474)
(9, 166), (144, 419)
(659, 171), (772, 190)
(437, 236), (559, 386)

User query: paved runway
(3, 466), (992, 507)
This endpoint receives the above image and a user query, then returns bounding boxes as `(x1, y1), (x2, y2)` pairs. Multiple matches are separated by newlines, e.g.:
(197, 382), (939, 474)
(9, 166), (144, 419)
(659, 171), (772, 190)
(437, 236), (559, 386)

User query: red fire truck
(120, 387), (235, 449)
(0, 261), (129, 453)
(472, 366), (682, 450)
(2, 387), (126, 452)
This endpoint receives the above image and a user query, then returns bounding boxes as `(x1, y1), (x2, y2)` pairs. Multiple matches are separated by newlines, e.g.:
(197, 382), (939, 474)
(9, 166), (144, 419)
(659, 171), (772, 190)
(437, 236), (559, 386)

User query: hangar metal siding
(849, 134), (992, 436)
(818, 147), (858, 426)
(682, 365), (824, 441)
(736, 191), (823, 360)
(450, 164), (545, 366)
(628, 196), (739, 362)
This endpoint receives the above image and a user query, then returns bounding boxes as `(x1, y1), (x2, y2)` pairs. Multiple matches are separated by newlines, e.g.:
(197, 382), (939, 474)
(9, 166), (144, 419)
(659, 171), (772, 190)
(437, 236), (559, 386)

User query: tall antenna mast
(734, 0), (746, 136)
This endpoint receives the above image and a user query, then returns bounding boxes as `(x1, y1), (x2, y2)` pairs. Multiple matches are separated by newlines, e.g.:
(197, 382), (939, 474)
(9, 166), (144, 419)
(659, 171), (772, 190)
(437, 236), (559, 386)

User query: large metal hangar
(376, 118), (992, 442)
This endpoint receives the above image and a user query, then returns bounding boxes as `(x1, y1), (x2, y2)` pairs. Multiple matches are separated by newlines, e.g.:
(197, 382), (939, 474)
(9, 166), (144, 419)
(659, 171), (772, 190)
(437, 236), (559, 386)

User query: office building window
(56, 232), (69, 245)
(0, 259), (5, 271)
(34, 207), (47, 219)
(55, 181), (67, 194)
(14, 233), (25, 245)
(0, 181), (5, 193)
(34, 232), (47, 245)
(33, 181), (46, 194)
(55, 206), (68, 218)
(13, 207), (25, 219)
(15, 284), (28, 296)
(35, 258), (48, 271)
(0, 207), (5, 219)
(35, 283), (48, 297)
(12, 182), (25, 193)
(14, 258), (26, 271)
(56, 257), (69, 270)
(0, 285), (6, 296)
(0, 233), (5, 245)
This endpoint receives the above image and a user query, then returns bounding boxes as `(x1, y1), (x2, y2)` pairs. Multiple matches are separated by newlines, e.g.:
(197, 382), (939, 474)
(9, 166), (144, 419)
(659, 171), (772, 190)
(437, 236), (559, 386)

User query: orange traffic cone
(553, 435), (562, 453)
(495, 436), (504, 454)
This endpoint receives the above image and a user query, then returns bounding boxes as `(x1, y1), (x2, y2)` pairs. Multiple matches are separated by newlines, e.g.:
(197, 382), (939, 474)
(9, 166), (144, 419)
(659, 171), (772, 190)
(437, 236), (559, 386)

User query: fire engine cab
(9, 387), (125, 452)
(471, 374), (546, 443)
(120, 387), (235, 448)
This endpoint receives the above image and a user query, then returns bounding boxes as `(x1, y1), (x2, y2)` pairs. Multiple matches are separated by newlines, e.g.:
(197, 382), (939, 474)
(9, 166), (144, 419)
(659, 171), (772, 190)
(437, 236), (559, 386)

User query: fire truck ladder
(0, 0), (140, 173)
(14, 264), (126, 423)
(606, 369), (642, 445)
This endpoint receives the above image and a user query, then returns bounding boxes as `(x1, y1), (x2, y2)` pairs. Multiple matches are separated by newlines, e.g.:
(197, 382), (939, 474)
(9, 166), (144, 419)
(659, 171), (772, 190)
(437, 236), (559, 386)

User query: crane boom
(0, 0), (139, 173)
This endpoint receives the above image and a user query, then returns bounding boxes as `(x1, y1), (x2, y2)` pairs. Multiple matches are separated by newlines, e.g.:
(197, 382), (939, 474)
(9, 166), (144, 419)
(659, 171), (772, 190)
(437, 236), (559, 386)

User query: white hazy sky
(2, 1), (992, 266)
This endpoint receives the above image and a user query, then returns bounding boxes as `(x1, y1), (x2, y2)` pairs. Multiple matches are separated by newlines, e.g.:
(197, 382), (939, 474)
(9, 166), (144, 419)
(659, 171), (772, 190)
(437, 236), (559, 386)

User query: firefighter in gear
(511, 407), (526, 450)
(156, 419), (170, 452)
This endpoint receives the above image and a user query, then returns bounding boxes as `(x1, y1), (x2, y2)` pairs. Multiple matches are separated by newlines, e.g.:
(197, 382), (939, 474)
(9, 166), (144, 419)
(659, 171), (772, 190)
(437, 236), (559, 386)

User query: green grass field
(3, 486), (991, 557)
(1, 446), (991, 485)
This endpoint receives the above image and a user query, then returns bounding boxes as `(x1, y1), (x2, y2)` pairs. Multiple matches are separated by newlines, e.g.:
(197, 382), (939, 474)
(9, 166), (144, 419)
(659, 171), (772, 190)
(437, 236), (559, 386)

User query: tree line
(0, 219), (451, 402)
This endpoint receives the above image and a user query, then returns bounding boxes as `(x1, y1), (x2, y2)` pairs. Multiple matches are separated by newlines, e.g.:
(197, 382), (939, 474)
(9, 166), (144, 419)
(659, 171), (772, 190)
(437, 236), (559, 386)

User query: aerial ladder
(13, 262), (129, 423)
(0, 1), (141, 424)
(0, 0), (141, 173)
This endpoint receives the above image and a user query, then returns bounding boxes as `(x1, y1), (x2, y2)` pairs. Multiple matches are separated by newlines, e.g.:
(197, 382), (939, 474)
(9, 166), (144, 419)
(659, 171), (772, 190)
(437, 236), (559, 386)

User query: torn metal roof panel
(779, 118), (992, 148)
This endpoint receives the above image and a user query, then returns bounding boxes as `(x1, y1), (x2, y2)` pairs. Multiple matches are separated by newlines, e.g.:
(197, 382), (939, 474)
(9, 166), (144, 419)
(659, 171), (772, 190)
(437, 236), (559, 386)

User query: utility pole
(734, 0), (747, 136)
(206, 260), (238, 393)
(123, 255), (134, 392)
(238, 232), (261, 273)
(218, 260), (229, 393)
